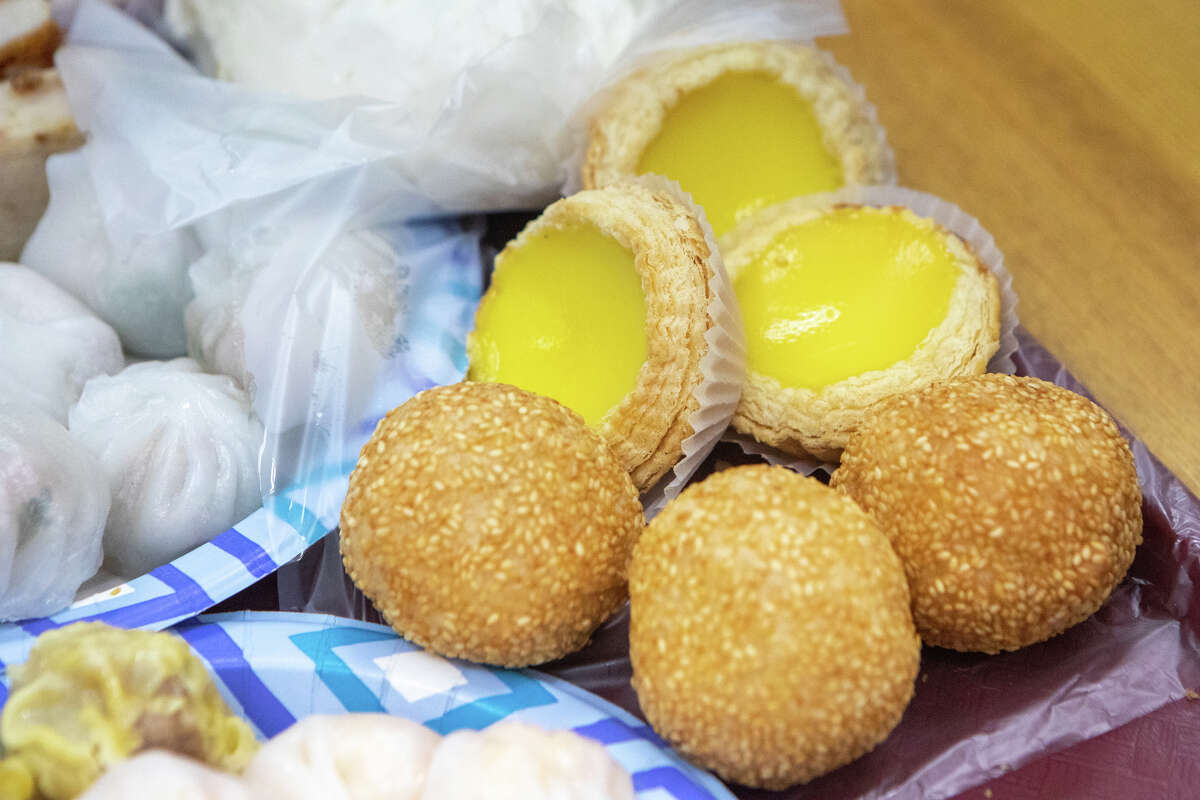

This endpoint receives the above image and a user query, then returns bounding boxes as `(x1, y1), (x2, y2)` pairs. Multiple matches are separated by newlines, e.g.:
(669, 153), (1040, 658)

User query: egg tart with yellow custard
(582, 41), (892, 237)
(723, 200), (1000, 462)
(467, 179), (724, 492)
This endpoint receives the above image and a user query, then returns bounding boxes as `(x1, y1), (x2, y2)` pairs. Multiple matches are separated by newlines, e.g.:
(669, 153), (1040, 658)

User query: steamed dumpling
(185, 227), (402, 435)
(21, 148), (200, 357)
(0, 623), (257, 799)
(0, 402), (109, 621)
(77, 752), (253, 800)
(244, 714), (440, 800)
(0, 262), (123, 423)
(69, 358), (263, 576)
(421, 722), (634, 800)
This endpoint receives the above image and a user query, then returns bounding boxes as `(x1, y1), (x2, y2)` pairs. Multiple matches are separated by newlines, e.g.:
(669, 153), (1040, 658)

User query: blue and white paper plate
(0, 222), (483, 668)
(1, 612), (734, 800)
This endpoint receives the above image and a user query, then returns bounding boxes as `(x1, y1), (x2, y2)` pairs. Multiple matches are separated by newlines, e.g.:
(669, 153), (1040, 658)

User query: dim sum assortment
(0, 623), (635, 800)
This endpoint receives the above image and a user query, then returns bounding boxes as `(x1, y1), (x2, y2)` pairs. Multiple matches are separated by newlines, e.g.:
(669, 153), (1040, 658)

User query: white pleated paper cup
(634, 174), (745, 520)
(721, 184), (1020, 475)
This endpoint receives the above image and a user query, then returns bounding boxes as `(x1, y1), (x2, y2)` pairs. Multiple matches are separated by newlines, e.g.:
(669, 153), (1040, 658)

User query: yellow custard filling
(636, 71), (843, 237)
(735, 208), (960, 390)
(466, 224), (648, 426)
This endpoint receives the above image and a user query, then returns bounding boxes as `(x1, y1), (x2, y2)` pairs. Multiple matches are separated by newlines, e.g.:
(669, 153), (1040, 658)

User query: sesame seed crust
(831, 374), (1143, 653)
(339, 382), (644, 667)
(629, 465), (920, 789)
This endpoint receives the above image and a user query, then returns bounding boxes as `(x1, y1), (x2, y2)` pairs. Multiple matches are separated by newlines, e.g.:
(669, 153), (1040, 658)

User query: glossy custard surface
(636, 71), (843, 236)
(467, 224), (647, 425)
(735, 207), (960, 390)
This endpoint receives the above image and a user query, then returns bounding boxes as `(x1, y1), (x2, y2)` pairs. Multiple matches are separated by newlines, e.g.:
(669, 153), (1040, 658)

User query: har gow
(0, 402), (109, 621)
(421, 722), (635, 800)
(69, 358), (263, 577)
(243, 714), (440, 800)
(21, 147), (200, 358)
(185, 227), (402, 435)
(0, 262), (123, 423)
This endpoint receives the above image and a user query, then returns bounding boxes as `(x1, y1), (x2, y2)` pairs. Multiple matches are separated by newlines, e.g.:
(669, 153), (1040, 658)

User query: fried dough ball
(831, 374), (1142, 653)
(629, 465), (920, 789)
(340, 382), (644, 667)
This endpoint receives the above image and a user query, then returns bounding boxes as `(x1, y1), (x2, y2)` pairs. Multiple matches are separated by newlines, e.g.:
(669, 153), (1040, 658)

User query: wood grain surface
(818, 0), (1200, 493)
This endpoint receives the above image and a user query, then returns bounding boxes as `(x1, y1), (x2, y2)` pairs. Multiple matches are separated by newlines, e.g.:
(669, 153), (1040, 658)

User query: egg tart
(582, 41), (892, 237)
(467, 179), (723, 492)
(724, 201), (1000, 461)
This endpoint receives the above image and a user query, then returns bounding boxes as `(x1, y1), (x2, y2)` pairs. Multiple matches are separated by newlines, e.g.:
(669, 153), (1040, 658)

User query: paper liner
(725, 184), (1021, 475)
(632, 174), (745, 520)
(561, 40), (896, 199)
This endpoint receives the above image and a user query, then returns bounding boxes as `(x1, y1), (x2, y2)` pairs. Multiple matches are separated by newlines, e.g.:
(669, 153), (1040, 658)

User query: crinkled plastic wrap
(305, 324), (1200, 800)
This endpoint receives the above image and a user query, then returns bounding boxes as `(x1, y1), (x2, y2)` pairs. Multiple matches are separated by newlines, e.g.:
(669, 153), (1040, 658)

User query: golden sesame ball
(340, 382), (644, 667)
(629, 465), (920, 790)
(831, 373), (1142, 654)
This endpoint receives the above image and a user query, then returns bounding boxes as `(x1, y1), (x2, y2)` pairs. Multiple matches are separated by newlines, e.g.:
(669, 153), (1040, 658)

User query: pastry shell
(723, 201), (1001, 462)
(581, 40), (893, 193)
(469, 178), (720, 492)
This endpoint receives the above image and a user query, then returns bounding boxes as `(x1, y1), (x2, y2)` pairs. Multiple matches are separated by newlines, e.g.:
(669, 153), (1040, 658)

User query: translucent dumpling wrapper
(69, 358), (263, 577)
(185, 223), (403, 438)
(0, 403), (109, 621)
(0, 262), (123, 423)
(21, 147), (200, 358)
(243, 714), (440, 800)
(76, 751), (253, 800)
(420, 722), (634, 800)
(0, 622), (258, 800)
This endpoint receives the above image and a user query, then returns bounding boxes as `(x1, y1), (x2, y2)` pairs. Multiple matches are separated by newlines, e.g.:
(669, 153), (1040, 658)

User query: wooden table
(819, 0), (1200, 495)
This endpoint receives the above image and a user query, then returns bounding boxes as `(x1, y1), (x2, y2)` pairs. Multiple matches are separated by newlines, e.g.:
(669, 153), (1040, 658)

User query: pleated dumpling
(243, 714), (440, 800)
(69, 358), (263, 577)
(421, 722), (634, 800)
(185, 227), (402, 434)
(0, 262), (123, 424)
(0, 403), (109, 621)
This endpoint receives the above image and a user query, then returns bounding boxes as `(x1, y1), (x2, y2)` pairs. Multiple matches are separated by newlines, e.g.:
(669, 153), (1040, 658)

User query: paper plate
(0, 612), (734, 800)
(0, 221), (483, 669)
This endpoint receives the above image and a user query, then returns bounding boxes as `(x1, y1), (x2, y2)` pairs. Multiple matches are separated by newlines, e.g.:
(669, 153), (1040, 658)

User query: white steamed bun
(0, 402), (109, 621)
(69, 358), (263, 577)
(0, 262), (123, 423)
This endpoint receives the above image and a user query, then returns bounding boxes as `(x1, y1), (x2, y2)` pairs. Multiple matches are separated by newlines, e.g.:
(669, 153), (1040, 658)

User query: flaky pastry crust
(722, 201), (1000, 461)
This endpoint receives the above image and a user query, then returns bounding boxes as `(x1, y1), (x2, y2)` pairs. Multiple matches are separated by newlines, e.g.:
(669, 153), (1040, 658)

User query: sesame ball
(831, 374), (1142, 653)
(629, 465), (920, 790)
(340, 382), (644, 667)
